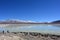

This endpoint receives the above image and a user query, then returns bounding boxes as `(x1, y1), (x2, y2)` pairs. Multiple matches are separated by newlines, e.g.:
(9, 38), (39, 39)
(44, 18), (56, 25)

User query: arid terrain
(0, 32), (60, 40)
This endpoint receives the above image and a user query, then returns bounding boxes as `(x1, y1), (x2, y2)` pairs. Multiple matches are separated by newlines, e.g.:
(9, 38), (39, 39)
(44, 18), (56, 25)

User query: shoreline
(0, 32), (60, 40)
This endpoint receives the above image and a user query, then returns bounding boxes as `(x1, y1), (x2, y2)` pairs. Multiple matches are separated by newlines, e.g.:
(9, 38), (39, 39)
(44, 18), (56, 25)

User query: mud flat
(0, 32), (60, 40)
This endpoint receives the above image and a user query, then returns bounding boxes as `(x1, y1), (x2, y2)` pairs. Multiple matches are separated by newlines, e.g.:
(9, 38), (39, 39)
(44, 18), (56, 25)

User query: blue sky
(0, 0), (60, 22)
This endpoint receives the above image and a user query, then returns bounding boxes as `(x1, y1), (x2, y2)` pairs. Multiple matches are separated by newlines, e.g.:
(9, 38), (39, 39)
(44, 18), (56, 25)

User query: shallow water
(0, 24), (60, 35)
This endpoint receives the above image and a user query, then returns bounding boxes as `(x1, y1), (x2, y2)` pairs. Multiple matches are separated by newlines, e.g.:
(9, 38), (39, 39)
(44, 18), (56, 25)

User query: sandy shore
(0, 32), (60, 40)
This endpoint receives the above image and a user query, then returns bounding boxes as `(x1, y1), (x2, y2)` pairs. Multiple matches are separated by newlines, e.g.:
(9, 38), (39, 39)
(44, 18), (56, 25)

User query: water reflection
(0, 24), (60, 35)
(51, 24), (60, 27)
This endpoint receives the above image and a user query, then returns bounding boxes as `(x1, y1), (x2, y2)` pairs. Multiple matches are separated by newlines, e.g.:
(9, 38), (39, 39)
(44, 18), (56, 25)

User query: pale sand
(0, 32), (60, 40)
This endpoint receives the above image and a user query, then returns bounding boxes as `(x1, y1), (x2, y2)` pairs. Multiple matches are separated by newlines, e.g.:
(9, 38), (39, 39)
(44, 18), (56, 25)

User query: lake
(0, 24), (60, 35)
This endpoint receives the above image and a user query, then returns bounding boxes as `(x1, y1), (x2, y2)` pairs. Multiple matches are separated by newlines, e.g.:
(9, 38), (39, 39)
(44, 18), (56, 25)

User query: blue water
(0, 24), (60, 35)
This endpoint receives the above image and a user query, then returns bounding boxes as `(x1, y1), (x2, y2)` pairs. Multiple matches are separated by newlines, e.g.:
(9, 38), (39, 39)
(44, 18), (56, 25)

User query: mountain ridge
(0, 19), (60, 24)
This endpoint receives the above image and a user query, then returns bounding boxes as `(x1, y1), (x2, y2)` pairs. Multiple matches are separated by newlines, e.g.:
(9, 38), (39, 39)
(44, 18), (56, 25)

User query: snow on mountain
(0, 19), (36, 23)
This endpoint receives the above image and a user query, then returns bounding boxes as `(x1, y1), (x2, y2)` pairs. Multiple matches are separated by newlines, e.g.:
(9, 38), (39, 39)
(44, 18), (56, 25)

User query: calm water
(0, 24), (60, 35)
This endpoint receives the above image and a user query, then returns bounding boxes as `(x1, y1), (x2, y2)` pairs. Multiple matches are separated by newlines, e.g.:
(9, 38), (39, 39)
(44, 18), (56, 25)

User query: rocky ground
(0, 32), (60, 40)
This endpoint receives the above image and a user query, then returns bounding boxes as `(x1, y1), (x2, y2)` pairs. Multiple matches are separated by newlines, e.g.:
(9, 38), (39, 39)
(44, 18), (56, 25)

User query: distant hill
(1, 19), (60, 24)
(0, 19), (40, 24)
(51, 20), (60, 24)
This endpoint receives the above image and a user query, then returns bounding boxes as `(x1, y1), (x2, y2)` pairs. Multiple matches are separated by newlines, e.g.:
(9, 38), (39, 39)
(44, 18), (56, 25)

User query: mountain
(1, 19), (60, 24)
(0, 19), (38, 24)
(51, 20), (60, 24)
